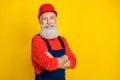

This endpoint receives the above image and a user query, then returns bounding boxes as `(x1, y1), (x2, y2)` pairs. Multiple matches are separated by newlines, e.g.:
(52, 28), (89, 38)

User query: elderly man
(31, 3), (76, 80)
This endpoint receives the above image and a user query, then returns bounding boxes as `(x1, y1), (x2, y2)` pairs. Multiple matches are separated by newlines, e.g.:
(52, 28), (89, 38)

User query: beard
(40, 23), (59, 39)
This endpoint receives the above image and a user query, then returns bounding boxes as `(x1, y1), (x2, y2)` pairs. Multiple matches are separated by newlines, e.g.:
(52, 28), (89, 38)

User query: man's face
(39, 12), (56, 27)
(39, 12), (59, 39)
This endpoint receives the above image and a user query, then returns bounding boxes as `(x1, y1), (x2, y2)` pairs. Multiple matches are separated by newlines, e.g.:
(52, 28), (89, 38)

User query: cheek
(51, 19), (56, 24)
(40, 17), (47, 24)
(41, 20), (47, 24)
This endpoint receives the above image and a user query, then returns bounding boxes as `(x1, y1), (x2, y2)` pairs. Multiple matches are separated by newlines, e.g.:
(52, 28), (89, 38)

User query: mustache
(41, 24), (56, 28)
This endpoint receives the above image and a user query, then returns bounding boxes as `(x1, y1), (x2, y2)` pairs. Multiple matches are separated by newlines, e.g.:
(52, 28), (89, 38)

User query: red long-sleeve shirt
(31, 35), (76, 74)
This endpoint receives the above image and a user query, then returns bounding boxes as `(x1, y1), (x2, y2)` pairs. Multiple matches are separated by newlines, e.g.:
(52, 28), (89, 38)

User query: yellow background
(0, 0), (120, 80)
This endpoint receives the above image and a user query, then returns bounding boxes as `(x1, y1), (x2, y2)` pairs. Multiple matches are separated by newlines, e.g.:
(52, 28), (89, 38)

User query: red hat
(38, 3), (57, 18)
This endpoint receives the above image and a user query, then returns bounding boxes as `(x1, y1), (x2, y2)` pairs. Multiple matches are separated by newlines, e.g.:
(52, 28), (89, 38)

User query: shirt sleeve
(60, 36), (76, 69)
(31, 36), (58, 71)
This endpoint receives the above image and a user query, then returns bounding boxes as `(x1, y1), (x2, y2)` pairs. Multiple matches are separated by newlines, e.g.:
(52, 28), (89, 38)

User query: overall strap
(58, 36), (65, 50)
(36, 34), (52, 50)
(42, 38), (52, 50)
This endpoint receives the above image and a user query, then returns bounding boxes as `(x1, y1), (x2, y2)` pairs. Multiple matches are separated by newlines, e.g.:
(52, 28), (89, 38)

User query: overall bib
(35, 36), (65, 80)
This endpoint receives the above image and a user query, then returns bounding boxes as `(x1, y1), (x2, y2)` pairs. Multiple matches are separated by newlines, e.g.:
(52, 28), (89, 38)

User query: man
(31, 3), (76, 80)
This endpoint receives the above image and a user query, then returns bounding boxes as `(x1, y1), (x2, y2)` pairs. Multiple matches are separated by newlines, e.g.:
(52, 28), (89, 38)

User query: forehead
(40, 12), (56, 18)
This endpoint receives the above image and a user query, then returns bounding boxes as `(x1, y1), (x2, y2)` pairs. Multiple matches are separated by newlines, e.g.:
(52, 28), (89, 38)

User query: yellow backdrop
(0, 0), (120, 80)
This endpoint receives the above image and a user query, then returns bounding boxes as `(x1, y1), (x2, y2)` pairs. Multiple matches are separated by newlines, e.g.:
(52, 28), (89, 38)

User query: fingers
(45, 51), (54, 58)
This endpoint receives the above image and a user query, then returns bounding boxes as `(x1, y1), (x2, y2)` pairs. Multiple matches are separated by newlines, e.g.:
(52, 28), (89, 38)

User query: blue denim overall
(35, 36), (65, 80)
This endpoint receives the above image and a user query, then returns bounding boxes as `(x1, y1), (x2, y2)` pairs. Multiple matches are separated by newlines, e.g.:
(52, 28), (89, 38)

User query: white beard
(40, 24), (59, 39)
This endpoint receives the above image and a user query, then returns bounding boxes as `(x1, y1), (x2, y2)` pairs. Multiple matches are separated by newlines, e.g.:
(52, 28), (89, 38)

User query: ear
(38, 16), (42, 24)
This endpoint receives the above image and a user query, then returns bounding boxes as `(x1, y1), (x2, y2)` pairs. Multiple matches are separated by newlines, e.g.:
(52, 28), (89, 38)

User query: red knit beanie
(38, 3), (57, 18)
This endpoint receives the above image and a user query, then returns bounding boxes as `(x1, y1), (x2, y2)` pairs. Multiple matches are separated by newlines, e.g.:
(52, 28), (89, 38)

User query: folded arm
(32, 37), (69, 71)
(45, 51), (69, 68)
(45, 51), (70, 69)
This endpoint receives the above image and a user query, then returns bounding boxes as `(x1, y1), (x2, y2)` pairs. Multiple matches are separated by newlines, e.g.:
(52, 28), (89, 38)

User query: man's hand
(59, 60), (70, 69)
(57, 55), (69, 68)
(45, 51), (54, 58)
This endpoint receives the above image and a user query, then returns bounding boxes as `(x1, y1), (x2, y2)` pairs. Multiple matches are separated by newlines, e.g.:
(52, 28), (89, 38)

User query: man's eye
(50, 17), (54, 19)
(43, 17), (47, 20)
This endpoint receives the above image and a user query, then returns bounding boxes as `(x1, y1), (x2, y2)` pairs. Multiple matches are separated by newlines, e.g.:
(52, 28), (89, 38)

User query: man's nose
(47, 18), (51, 25)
